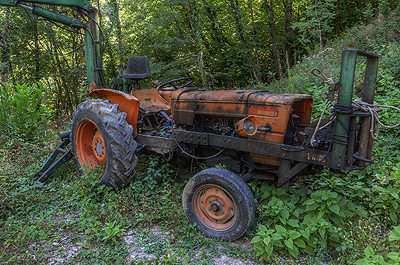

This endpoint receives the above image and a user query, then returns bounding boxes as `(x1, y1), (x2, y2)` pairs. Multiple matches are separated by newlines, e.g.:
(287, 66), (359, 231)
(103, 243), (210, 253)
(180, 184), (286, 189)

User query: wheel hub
(92, 130), (106, 165)
(194, 185), (237, 230)
(210, 202), (220, 212)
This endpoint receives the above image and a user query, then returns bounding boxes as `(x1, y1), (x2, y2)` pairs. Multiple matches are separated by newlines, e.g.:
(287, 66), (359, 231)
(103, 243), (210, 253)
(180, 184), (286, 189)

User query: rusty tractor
(3, 0), (379, 240)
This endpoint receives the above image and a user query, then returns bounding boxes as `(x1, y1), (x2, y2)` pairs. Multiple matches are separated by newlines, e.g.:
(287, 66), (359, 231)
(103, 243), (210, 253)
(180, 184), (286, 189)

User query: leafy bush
(252, 182), (359, 261)
(0, 82), (50, 141)
(355, 226), (400, 264)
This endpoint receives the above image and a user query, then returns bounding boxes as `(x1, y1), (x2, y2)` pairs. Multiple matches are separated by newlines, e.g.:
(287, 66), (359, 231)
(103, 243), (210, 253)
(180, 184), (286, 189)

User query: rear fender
(89, 88), (140, 131)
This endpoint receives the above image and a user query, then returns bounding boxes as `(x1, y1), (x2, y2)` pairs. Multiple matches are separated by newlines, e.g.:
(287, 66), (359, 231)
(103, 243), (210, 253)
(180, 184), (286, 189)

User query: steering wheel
(158, 77), (193, 91)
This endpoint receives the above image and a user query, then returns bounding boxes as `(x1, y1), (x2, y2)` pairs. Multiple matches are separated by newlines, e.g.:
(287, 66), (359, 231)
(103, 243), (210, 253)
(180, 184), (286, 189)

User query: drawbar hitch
(34, 130), (73, 182)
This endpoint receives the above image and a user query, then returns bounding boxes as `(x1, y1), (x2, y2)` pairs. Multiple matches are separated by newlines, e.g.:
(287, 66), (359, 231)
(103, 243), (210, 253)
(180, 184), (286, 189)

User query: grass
(0, 138), (265, 264)
(1, 122), (397, 264)
(0, 133), (350, 265)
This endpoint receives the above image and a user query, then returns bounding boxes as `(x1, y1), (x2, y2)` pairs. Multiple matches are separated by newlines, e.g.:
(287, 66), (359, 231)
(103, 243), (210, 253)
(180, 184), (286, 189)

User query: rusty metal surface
(193, 184), (237, 230)
(164, 89), (312, 145)
(89, 88), (140, 131)
(173, 130), (331, 166)
(169, 90), (312, 120)
(134, 134), (177, 150)
(163, 89), (312, 167)
(131, 88), (170, 113)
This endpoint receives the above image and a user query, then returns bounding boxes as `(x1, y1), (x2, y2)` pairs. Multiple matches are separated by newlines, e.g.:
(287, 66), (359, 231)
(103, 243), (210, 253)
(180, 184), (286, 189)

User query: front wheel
(182, 168), (255, 241)
(70, 99), (138, 189)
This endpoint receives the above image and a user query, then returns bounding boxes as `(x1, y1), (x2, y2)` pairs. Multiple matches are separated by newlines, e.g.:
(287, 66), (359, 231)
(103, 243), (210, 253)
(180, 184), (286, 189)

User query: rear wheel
(182, 168), (255, 241)
(70, 99), (138, 189)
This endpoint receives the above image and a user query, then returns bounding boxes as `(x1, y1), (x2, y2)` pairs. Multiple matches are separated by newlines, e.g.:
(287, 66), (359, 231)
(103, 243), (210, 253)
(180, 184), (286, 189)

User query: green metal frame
(112, 78), (137, 92)
(0, 0), (90, 10)
(0, 0), (103, 88)
(330, 49), (379, 170)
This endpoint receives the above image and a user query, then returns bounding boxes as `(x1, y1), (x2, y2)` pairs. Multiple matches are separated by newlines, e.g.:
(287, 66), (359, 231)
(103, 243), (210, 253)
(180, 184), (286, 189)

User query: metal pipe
(16, 3), (33, 10)
(59, 130), (71, 140)
(32, 6), (85, 29)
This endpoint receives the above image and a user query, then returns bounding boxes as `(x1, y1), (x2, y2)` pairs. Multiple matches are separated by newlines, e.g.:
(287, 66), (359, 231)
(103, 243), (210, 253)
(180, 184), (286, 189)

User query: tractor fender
(89, 88), (140, 131)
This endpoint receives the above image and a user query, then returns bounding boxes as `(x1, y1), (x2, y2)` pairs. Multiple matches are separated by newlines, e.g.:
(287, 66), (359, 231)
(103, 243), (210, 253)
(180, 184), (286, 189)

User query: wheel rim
(75, 120), (106, 177)
(193, 184), (237, 231)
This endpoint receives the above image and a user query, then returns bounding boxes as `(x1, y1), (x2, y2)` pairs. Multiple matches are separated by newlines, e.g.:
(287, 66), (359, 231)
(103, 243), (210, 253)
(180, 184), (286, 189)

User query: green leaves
(302, 190), (355, 227)
(371, 184), (400, 225)
(102, 222), (126, 243)
(355, 246), (390, 265)
(254, 181), (365, 261)
(251, 222), (310, 261)
(0, 82), (50, 141)
(389, 226), (400, 242)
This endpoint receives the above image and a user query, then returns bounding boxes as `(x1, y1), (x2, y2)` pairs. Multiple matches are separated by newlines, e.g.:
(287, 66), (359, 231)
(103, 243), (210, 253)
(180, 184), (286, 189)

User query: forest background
(0, 0), (397, 116)
(1, 0), (400, 264)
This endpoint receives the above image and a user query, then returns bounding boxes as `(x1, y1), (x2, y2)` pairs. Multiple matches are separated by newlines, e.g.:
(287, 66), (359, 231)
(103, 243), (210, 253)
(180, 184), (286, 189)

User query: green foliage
(291, 0), (336, 52)
(371, 183), (400, 225)
(4, 0), (395, 91)
(253, 182), (359, 261)
(302, 189), (353, 226)
(1, 141), (261, 264)
(252, 157), (400, 262)
(102, 221), (126, 243)
(136, 155), (175, 192)
(355, 226), (400, 264)
(251, 224), (306, 260)
(0, 82), (50, 141)
(355, 246), (387, 265)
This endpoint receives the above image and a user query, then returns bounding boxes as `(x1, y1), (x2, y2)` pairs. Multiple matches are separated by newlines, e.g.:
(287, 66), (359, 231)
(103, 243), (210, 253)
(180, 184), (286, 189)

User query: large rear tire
(182, 168), (255, 241)
(70, 99), (138, 189)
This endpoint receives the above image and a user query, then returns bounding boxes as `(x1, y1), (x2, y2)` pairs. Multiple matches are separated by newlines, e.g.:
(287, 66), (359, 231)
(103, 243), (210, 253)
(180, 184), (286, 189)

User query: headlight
(243, 119), (256, 135)
(236, 116), (258, 136)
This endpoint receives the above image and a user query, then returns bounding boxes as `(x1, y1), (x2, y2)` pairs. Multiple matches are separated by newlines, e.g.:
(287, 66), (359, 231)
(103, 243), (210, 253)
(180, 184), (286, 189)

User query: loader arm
(0, 0), (90, 11)
(0, 0), (104, 88)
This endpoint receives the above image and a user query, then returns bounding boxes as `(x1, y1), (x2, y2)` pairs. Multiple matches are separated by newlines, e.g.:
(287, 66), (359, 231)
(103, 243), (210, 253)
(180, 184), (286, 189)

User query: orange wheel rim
(193, 184), (237, 231)
(75, 120), (105, 177)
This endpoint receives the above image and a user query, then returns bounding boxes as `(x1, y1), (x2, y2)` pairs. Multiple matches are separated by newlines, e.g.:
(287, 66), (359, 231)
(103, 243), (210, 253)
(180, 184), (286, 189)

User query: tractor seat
(122, 56), (151, 80)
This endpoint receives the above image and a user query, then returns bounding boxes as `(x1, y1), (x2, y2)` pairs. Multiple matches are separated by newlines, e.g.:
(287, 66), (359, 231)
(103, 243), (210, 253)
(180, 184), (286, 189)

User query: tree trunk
(169, 6), (195, 55)
(110, 0), (124, 76)
(33, 16), (41, 83)
(96, 0), (102, 28)
(282, 0), (294, 66)
(191, 1), (208, 89)
(265, 0), (282, 78)
(249, 0), (261, 83)
(229, 0), (256, 82)
(70, 33), (81, 106)
(0, 7), (10, 84)
(202, 1), (225, 51)
(50, 34), (74, 116)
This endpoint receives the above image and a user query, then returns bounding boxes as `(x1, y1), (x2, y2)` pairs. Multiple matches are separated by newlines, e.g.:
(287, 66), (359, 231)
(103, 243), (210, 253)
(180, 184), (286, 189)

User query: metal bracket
(135, 134), (177, 150)
(277, 161), (309, 189)
(174, 130), (209, 145)
(34, 137), (73, 182)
